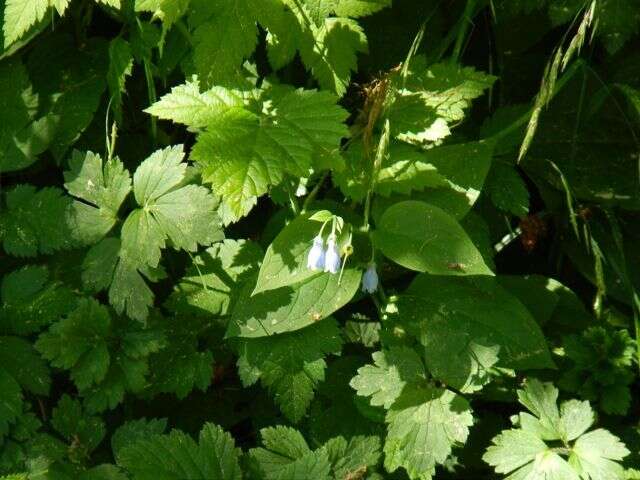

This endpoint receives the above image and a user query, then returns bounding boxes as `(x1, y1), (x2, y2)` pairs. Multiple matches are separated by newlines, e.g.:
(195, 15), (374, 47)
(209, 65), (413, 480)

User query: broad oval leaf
(227, 268), (361, 338)
(398, 274), (555, 390)
(374, 200), (493, 275)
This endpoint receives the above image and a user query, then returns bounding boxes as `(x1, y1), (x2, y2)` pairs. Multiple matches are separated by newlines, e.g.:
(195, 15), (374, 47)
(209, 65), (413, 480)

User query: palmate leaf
(237, 318), (343, 422)
(64, 151), (132, 245)
(384, 385), (473, 480)
(484, 379), (629, 480)
(51, 395), (106, 456)
(350, 347), (425, 409)
(117, 423), (242, 480)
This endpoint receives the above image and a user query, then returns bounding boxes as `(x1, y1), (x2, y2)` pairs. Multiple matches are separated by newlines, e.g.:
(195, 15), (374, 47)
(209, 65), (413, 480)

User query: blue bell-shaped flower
(307, 235), (325, 271)
(323, 235), (341, 274)
(361, 263), (379, 293)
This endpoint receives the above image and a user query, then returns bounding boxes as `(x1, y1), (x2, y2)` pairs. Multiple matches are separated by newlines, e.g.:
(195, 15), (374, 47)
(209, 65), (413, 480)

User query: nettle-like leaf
(0, 265), (76, 336)
(374, 200), (493, 276)
(248, 426), (381, 479)
(3, 0), (121, 46)
(111, 417), (168, 465)
(51, 395), (106, 462)
(386, 57), (495, 146)
(236, 318), (343, 422)
(485, 161), (530, 218)
(149, 81), (348, 221)
(78, 145), (223, 321)
(107, 37), (134, 121)
(484, 379), (629, 480)
(0, 336), (50, 440)
(117, 423), (242, 480)
(0, 185), (74, 257)
(36, 298), (166, 412)
(135, 0), (190, 35)
(559, 327), (636, 415)
(397, 274), (554, 392)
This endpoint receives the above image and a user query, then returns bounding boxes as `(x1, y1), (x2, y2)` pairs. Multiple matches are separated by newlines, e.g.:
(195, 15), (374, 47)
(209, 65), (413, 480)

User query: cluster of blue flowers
(306, 232), (378, 294)
(307, 234), (342, 274)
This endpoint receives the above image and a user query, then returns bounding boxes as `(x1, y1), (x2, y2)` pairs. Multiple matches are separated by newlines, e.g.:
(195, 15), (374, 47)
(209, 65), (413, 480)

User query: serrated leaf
(0, 369), (22, 439)
(324, 435), (382, 479)
(485, 162), (530, 217)
(111, 418), (167, 464)
(384, 384), (473, 480)
(36, 298), (111, 390)
(0, 265), (76, 336)
(1, 185), (74, 257)
(117, 423), (242, 480)
(190, 86), (347, 220)
(3, 0), (49, 46)
(569, 429), (629, 480)
(107, 37), (133, 120)
(374, 200), (493, 275)
(237, 318), (343, 422)
(227, 267), (360, 338)
(350, 347), (425, 409)
(334, 0), (391, 17)
(51, 395), (105, 454)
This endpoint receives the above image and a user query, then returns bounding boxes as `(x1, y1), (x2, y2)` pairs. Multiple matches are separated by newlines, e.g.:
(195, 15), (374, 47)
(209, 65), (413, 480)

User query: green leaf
(569, 429), (630, 480)
(350, 347), (425, 409)
(0, 369), (22, 439)
(0, 336), (50, 396)
(323, 435), (382, 479)
(253, 213), (349, 294)
(248, 426), (332, 480)
(111, 418), (167, 464)
(0, 265), (76, 336)
(374, 200), (493, 275)
(0, 60), (54, 173)
(107, 37), (133, 120)
(190, 86), (348, 220)
(64, 151), (132, 244)
(484, 379), (630, 480)
(227, 267), (360, 338)
(237, 318), (343, 422)
(3, 0), (49, 46)
(117, 423), (242, 480)
(384, 384), (473, 480)
(27, 35), (108, 160)
(51, 395), (106, 455)
(165, 239), (263, 317)
(334, 0), (391, 17)
(485, 162), (530, 217)
(1, 185), (74, 257)
(146, 76), (246, 128)
(398, 275), (554, 390)
(36, 298), (111, 390)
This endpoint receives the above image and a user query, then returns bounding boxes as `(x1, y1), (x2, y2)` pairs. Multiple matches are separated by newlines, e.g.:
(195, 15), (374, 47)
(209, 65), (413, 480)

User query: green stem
(143, 58), (158, 146)
(451, 0), (478, 63)
(285, 180), (300, 216)
(302, 172), (329, 213)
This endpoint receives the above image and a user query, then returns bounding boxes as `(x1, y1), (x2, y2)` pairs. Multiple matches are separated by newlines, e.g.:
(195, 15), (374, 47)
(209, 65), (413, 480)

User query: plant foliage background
(1, 0), (640, 478)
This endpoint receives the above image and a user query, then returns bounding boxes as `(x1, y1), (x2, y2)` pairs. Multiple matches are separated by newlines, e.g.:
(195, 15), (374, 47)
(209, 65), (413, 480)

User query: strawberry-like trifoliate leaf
(36, 298), (166, 412)
(117, 423), (242, 480)
(483, 379), (630, 480)
(236, 318), (343, 422)
(51, 395), (106, 460)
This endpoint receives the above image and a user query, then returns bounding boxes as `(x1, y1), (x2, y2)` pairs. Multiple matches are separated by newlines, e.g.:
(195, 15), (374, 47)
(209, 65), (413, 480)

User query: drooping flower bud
(307, 235), (325, 271)
(361, 263), (379, 293)
(323, 234), (341, 274)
